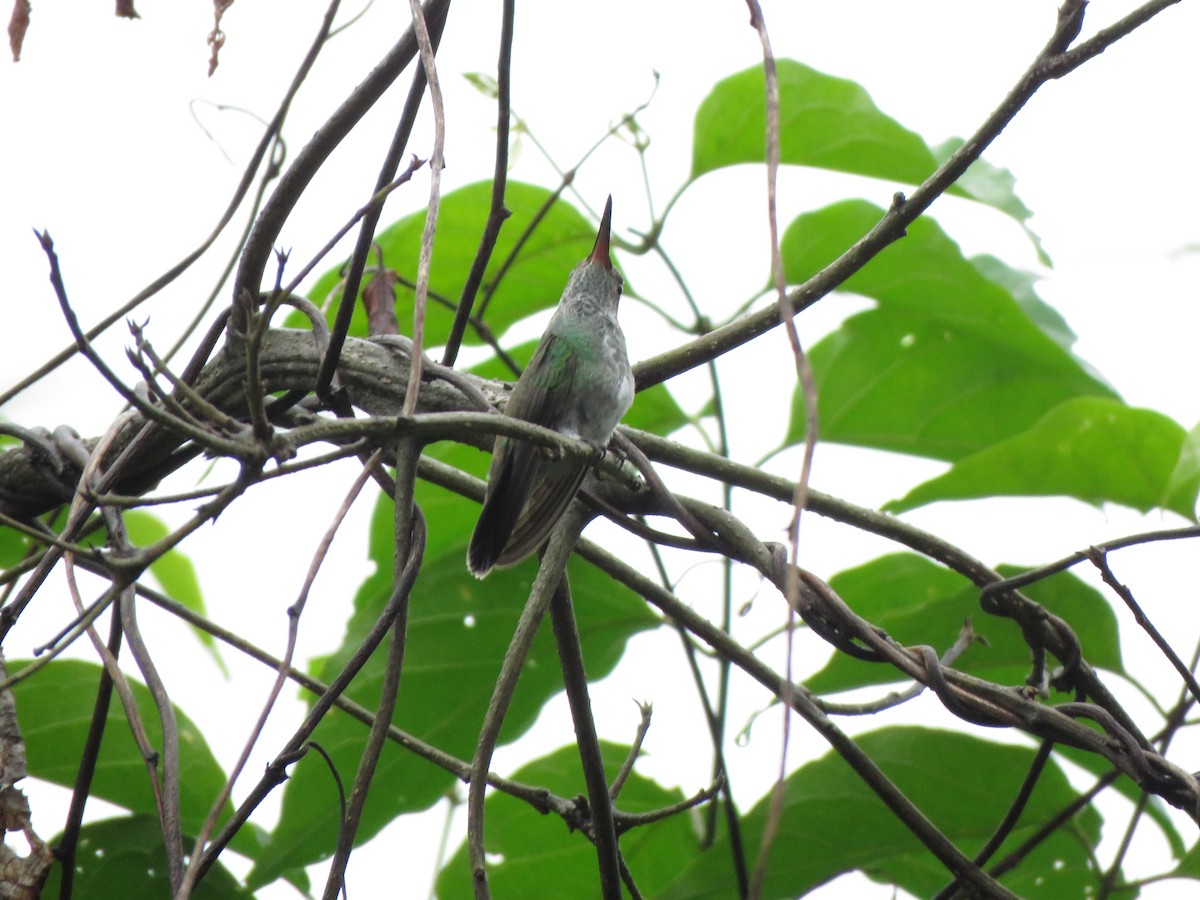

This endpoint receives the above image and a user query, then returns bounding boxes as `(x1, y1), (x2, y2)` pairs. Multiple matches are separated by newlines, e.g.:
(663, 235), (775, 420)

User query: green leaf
(887, 397), (1199, 518)
(122, 510), (223, 670)
(41, 815), (250, 899)
(970, 254), (1078, 355)
(12, 659), (236, 847)
(247, 486), (660, 886)
(782, 201), (1116, 460)
(463, 71), (499, 100)
(692, 61), (1037, 235)
(1168, 837), (1200, 880)
(1165, 422), (1200, 515)
(931, 139), (1047, 264)
(693, 61), (941, 185)
(660, 728), (1103, 899)
(436, 742), (700, 898)
(625, 383), (689, 436)
(809, 555), (1182, 859)
(298, 181), (603, 347)
(0, 524), (31, 568)
(805, 555), (1124, 697)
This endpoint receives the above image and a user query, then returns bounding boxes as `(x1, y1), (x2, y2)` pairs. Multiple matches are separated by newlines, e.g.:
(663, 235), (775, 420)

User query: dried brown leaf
(8, 0), (30, 62)
(363, 269), (400, 337)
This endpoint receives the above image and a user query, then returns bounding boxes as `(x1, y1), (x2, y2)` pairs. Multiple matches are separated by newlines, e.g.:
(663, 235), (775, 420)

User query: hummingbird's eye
(616, 273), (624, 294)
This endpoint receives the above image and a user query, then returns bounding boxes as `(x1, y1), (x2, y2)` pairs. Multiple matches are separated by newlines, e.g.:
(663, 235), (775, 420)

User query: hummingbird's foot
(585, 440), (612, 466)
(535, 439), (610, 465)
(603, 443), (627, 467)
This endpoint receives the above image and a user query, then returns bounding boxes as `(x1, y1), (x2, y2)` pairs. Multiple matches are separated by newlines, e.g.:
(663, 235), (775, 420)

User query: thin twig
(631, 0), (1175, 391)
(62, 422), (162, 797)
(467, 505), (587, 899)
(819, 621), (980, 716)
(441, 0), (515, 366)
(193, 508), (428, 883)
(574, 541), (1020, 896)
(162, 130), (286, 366)
(1, 0), (341, 408)
(1087, 548), (1200, 709)
(110, 523), (185, 891)
(176, 450), (384, 899)
(322, 443), (420, 899)
(979, 525), (1200, 603)
(741, 4), (811, 895)
(548, 576), (621, 900)
(53, 609), (123, 900)
(931, 740), (1055, 900)
(609, 702), (652, 800)
(614, 777), (725, 831)
(36, 231), (268, 465)
(402, 0), (446, 417)
(310, 0), (452, 406)
(646, 541), (747, 885)
(115, 574), (632, 832)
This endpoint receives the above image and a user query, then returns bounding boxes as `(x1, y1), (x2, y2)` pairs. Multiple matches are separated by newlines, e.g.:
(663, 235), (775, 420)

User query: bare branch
(548, 577), (621, 899)
(468, 505), (586, 898)
(441, 0), (515, 366)
(631, 0), (1174, 391)
(1, 2), (342, 408)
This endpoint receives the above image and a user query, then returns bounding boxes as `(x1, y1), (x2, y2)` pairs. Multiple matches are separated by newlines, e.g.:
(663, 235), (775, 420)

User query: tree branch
(467, 505), (585, 899)
(631, 0), (1175, 390)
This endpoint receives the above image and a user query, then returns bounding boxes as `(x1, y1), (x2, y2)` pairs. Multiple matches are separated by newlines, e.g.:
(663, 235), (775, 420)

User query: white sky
(3, 1), (1199, 897)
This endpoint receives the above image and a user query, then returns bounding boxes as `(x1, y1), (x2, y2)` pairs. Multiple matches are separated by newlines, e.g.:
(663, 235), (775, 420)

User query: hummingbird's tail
(467, 449), (588, 577)
(466, 512), (504, 578)
(492, 465), (588, 569)
(466, 454), (528, 578)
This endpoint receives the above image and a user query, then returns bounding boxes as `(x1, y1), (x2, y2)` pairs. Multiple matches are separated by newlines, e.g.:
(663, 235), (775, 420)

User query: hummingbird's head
(568, 196), (624, 308)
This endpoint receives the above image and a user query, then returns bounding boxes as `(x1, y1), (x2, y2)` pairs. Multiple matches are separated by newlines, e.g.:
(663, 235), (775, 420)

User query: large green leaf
(299, 181), (604, 347)
(807, 550), (1186, 867)
(246, 484), (660, 886)
(692, 60), (939, 184)
(969, 254), (1080, 355)
(782, 201), (1116, 460)
(436, 742), (700, 898)
(804, 554), (1124, 697)
(12, 659), (236, 847)
(692, 61), (1039, 247)
(660, 728), (1103, 899)
(40, 815), (250, 899)
(887, 397), (1200, 518)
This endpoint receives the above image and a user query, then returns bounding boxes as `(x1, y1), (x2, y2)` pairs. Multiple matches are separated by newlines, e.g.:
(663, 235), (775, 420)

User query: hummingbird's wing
(493, 462), (589, 568)
(493, 332), (602, 565)
(466, 431), (542, 576)
(467, 331), (593, 575)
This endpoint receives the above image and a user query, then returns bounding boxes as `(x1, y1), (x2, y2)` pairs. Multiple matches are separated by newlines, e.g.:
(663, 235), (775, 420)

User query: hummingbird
(467, 197), (633, 578)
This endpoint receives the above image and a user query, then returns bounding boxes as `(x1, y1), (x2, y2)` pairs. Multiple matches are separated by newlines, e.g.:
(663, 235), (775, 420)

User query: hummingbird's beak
(587, 196), (614, 270)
